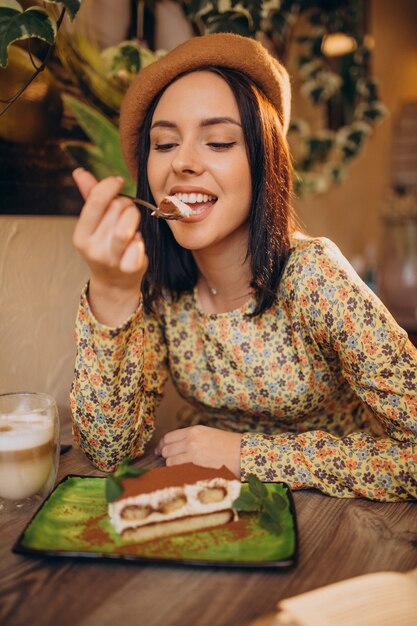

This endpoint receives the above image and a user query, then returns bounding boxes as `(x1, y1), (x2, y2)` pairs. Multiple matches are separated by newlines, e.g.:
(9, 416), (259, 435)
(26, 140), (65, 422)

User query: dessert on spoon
(119, 193), (193, 220)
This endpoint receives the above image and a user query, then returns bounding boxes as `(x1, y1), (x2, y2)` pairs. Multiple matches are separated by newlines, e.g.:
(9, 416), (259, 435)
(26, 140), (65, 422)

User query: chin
(169, 225), (217, 250)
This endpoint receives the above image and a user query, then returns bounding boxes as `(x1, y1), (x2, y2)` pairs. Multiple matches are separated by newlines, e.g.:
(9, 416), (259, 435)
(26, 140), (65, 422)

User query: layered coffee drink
(0, 411), (55, 500)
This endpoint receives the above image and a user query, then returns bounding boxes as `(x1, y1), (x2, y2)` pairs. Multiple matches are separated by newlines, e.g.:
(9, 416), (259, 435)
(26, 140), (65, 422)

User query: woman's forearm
(70, 288), (168, 471)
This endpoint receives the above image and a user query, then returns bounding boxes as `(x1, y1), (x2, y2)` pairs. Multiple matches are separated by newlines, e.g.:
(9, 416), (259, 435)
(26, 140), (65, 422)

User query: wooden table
(1, 426), (416, 626)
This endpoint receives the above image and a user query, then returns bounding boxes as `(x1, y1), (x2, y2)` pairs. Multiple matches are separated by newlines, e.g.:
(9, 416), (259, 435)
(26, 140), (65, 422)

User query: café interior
(0, 1), (416, 625)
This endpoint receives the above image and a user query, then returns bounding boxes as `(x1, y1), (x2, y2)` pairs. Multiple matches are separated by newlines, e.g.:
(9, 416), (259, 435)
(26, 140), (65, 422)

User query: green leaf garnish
(113, 458), (147, 479)
(105, 475), (124, 503)
(105, 458), (148, 503)
(232, 474), (287, 536)
(259, 511), (282, 535)
(232, 491), (259, 511)
(271, 491), (287, 512)
(248, 474), (268, 499)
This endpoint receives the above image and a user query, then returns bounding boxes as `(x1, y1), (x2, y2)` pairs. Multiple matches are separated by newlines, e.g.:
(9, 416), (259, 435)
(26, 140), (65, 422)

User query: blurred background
(0, 0), (416, 435)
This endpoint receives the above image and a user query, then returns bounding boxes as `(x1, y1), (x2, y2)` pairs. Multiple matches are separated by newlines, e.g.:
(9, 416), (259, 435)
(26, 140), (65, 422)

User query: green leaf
(105, 459), (147, 503)
(247, 474), (268, 499)
(63, 95), (133, 182)
(271, 491), (287, 512)
(113, 458), (148, 479)
(116, 466), (148, 479)
(105, 475), (124, 503)
(237, 476), (287, 535)
(104, 41), (141, 75)
(62, 142), (115, 176)
(262, 498), (276, 518)
(44, 0), (81, 21)
(205, 11), (253, 37)
(0, 0), (21, 9)
(0, 5), (56, 67)
(62, 141), (135, 195)
(259, 511), (282, 536)
(232, 491), (259, 512)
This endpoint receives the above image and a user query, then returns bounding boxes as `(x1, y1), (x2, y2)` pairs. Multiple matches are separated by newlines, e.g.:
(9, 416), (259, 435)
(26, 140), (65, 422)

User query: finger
(162, 428), (192, 444)
(165, 453), (191, 467)
(158, 438), (189, 459)
(110, 204), (141, 257)
(76, 176), (125, 239)
(119, 238), (147, 274)
(72, 168), (98, 201)
(155, 436), (166, 456)
(93, 196), (137, 242)
(155, 429), (187, 456)
(78, 198), (137, 268)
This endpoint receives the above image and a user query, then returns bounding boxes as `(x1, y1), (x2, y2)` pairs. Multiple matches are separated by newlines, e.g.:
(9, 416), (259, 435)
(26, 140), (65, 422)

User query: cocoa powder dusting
(77, 513), (112, 547)
(118, 463), (237, 500)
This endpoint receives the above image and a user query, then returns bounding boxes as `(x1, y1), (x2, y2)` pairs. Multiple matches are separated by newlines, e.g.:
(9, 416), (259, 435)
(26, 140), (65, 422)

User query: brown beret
(119, 33), (291, 177)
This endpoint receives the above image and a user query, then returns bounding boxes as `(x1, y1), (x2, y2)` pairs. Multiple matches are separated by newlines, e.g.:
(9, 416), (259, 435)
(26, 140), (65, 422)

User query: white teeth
(175, 192), (216, 204)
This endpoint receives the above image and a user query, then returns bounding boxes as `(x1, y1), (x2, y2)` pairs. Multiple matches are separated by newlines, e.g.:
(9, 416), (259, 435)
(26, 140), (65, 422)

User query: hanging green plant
(0, 0), (82, 116)
(0, 0), (81, 68)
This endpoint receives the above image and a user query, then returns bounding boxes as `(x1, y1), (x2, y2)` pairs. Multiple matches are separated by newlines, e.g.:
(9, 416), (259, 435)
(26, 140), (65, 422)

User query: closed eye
(153, 141), (237, 152)
(154, 143), (177, 151)
(208, 142), (236, 150)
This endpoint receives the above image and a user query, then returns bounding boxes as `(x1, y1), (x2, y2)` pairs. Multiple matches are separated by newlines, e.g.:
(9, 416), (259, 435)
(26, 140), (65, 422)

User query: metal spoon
(118, 193), (191, 220)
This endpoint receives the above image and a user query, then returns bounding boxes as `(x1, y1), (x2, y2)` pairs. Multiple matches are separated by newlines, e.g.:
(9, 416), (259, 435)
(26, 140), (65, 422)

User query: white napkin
(273, 570), (417, 626)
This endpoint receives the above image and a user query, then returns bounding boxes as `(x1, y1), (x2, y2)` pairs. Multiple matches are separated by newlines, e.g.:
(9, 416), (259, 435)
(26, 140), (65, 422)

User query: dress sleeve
(240, 239), (417, 501)
(70, 285), (168, 471)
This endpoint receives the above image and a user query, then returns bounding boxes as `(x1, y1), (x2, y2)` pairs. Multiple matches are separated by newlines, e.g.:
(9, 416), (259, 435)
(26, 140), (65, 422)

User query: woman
(71, 33), (417, 501)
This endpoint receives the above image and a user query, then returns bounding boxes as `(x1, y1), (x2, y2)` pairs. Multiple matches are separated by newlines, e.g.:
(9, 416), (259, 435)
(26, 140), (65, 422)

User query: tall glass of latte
(0, 392), (60, 512)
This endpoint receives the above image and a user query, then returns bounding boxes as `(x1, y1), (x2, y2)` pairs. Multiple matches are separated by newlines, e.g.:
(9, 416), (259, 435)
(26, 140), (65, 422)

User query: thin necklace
(201, 275), (218, 296)
(201, 276), (251, 300)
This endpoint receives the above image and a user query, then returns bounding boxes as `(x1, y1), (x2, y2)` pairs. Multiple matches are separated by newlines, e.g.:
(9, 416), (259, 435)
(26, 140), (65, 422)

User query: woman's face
(147, 71), (252, 252)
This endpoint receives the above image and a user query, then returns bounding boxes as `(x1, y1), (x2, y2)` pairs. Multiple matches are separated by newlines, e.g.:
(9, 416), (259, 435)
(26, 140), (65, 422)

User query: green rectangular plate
(13, 475), (298, 568)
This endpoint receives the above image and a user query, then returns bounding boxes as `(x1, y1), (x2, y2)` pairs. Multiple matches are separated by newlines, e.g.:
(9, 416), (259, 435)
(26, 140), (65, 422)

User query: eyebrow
(150, 116), (242, 130)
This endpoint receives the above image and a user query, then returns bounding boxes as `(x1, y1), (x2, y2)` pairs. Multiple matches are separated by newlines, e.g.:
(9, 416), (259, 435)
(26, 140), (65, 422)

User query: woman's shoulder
(282, 233), (367, 300)
(286, 233), (352, 276)
(289, 232), (342, 258)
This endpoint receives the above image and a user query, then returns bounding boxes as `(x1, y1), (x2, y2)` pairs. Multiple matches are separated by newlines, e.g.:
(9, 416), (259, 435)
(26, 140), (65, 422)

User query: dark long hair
(136, 66), (294, 317)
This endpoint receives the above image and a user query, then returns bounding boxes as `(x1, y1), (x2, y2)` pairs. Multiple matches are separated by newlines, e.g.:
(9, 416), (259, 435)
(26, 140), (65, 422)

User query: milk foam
(0, 415), (54, 499)
(0, 415), (52, 451)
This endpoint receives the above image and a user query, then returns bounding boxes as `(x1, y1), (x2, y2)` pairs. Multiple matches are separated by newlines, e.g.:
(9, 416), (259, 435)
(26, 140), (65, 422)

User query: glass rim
(0, 392), (57, 414)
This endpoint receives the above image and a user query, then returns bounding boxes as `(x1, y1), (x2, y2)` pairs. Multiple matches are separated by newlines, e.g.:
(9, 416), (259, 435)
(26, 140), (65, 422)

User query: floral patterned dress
(71, 237), (417, 501)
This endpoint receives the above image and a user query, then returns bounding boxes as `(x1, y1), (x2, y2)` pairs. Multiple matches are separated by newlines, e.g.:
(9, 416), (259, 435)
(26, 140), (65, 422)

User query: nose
(170, 141), (204, 176)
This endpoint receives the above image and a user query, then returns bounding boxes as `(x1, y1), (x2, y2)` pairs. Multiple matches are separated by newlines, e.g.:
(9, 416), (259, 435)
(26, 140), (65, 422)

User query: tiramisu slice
(108, 463), (241, 543)
(158, 195), (193, 218)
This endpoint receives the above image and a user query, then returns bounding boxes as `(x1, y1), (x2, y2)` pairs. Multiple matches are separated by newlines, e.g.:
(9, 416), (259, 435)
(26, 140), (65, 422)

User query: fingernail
(72, 167), (84, 176)
(116, 176), (124, 183)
